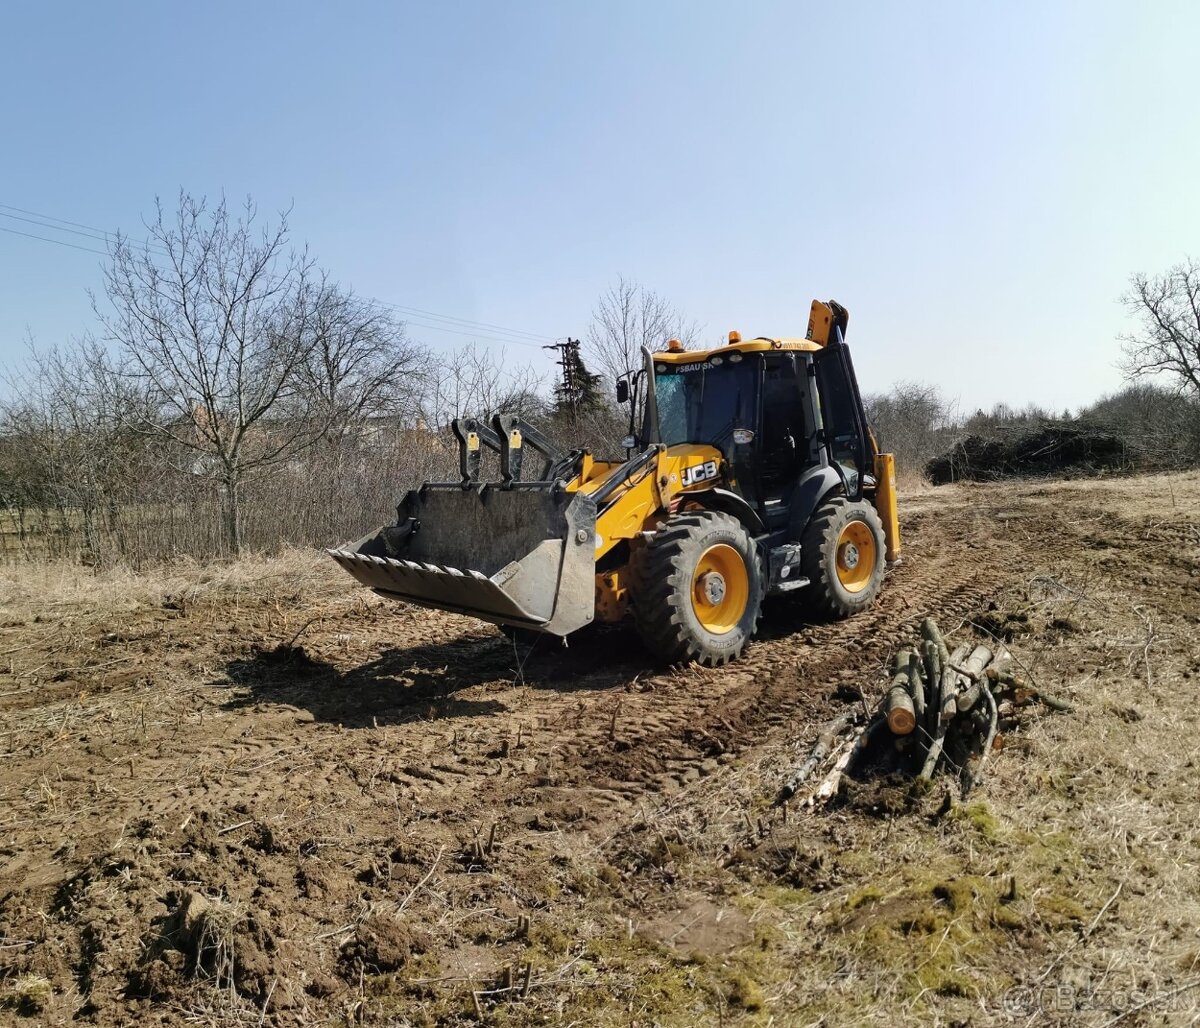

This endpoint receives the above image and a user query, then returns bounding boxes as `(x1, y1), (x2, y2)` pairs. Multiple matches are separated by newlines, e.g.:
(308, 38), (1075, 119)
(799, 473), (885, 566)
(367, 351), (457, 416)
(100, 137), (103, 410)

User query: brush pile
(780, 617), (1071, 804)
(926, 424), (1127, 484)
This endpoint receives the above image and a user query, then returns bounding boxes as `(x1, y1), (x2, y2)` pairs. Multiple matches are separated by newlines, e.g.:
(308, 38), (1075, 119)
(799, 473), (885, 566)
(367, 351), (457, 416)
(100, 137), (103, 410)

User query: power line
(367, 298), (555, 346)
(0, 202), (142, 239)
(0, 224), (110, 257)
(0, 205), (174, 259)
(1, 219), (552, 349)
(0, 201), (559, 349)
(369, 297), (556, 342)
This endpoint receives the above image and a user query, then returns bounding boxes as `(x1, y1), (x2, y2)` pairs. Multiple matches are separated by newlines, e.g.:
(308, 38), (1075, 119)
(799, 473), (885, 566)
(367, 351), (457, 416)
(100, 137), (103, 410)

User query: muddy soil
(2, 473), (1199, 1026)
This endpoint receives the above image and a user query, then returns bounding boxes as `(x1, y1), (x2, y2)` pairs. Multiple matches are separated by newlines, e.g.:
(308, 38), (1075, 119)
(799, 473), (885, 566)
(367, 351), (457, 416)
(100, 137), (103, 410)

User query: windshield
(652, 358), (759, 448)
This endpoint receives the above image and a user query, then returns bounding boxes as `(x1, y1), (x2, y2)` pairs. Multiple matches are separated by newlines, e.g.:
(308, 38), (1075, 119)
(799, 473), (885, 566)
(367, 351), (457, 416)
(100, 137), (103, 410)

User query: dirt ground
(2, 472), (1199, 1027)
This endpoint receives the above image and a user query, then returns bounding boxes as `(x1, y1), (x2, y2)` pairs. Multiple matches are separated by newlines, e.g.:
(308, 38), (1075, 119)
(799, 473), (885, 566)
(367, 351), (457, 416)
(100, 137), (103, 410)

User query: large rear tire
(800, 496), (886, 618)
(633, 511), (764, 667)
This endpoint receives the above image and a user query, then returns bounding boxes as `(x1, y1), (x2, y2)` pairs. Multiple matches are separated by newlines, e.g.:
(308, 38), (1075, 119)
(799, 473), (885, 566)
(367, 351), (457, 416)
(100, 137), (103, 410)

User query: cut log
(886, 686), (917, 735)
(955, 681), (982, 712)
(952, 645), (995, 682)
(986, 665), (1071, 711)
(940, 662), (958, 720)
(920, 617), (948, 655)
(921, 640), (943, 737)
(964, 645), (993, 677)
(907, 651), (926, 720)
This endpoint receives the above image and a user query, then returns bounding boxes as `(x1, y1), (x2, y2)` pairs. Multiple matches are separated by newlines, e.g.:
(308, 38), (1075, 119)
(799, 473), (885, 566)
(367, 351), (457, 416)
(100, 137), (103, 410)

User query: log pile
(851, 617), (1072, 797)
(778, 617), (1072, 805)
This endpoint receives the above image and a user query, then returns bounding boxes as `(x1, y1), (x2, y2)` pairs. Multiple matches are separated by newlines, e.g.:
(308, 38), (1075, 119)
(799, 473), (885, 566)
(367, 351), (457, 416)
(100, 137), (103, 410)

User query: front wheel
(800, 497), (887, 618)
(633, 511), (764, 667)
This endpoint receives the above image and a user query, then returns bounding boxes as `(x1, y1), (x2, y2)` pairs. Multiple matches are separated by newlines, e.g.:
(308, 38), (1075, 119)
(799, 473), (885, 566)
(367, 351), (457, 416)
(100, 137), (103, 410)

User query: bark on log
(964, 645), (994, 677)
(955, 681), (982, 712)
(919, 725), (947, 780)
(921, 641), (942, 738)
(907, 651), (926, 720)
(920, 617), (948, 656)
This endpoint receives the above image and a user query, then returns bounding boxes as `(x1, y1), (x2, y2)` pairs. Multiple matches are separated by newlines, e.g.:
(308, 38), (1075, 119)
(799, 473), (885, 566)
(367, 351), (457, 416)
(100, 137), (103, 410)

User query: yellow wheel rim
(691, 543), (749, 634)
(835, 520), (878, 594)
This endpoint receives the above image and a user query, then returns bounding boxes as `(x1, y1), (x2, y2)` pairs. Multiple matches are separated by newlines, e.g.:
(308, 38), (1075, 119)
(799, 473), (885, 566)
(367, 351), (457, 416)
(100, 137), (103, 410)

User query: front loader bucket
(328, 486), (598, 637)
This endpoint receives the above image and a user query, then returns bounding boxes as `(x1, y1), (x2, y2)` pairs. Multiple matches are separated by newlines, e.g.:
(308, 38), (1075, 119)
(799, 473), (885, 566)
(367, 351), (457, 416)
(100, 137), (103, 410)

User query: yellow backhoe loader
(330, 300), (900, 666)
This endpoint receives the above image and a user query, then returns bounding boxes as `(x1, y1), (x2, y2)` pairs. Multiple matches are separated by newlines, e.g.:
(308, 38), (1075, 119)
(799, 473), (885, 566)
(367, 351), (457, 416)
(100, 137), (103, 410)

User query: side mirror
(616, 378), (630, 404)
(622, 434), (638, 450)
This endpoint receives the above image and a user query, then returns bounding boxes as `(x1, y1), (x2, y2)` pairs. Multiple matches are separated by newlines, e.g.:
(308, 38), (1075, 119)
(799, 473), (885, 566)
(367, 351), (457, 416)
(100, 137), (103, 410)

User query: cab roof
(652, 337), (823, 364)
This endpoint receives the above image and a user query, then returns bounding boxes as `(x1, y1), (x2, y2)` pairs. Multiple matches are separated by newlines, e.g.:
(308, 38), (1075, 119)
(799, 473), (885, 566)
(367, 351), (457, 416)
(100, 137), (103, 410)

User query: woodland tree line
(2, 194), (1198, 566)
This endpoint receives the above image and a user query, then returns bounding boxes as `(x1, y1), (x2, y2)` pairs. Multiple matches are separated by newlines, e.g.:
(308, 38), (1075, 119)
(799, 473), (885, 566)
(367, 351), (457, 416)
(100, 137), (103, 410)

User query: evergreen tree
(550, 341), (604, 422)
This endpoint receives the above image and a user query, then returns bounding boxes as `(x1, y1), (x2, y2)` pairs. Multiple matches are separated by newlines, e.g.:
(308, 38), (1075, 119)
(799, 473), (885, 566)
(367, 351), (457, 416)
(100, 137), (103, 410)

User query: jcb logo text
(681, 461), (719, 487)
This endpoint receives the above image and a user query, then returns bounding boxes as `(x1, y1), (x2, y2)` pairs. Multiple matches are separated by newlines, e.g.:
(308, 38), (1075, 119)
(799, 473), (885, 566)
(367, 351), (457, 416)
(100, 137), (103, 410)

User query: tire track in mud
(452, 501), (1039, 817)
(548, 554), (1004, 801)
(9, 500), (1036, 859)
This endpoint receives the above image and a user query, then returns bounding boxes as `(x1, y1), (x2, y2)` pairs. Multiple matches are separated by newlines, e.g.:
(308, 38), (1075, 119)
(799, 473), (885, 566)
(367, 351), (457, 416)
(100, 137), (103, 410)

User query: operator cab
(636, 332), (873, 542)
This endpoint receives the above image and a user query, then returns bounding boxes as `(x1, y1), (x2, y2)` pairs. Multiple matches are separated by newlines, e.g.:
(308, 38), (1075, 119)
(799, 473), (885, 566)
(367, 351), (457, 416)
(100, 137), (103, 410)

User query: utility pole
(543, 338), (583, 419)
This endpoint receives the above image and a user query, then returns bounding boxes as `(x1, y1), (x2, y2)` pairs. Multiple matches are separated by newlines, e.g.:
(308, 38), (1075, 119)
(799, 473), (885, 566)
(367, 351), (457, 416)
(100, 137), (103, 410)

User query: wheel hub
(698, 570), (726, 605)
(689, 542), (750, 636)
(839, 541), (860, 570)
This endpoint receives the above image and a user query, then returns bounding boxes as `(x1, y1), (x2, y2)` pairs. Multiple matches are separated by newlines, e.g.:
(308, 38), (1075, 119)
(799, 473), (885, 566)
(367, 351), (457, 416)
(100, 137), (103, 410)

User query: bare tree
(419, 343), (548, 428)
(294, 280), (431, 444)
(584, 276), (699, 388)
(96, 192), (334, 554)
(1120, 257), (1200, 395)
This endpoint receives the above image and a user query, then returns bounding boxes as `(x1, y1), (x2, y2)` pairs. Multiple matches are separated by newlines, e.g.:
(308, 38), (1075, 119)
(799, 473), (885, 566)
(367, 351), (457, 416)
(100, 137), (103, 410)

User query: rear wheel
(633, 511), (764, 666)
(800, 496), (886, 618)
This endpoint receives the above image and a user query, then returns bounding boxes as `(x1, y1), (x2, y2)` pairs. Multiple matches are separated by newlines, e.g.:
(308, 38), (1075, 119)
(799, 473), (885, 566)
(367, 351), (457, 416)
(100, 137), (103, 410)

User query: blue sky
(2, 0), (1198, 412)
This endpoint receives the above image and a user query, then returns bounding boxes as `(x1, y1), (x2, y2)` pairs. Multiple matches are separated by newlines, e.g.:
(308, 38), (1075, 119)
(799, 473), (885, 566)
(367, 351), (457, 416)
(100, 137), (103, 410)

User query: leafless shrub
(1080, 383), (1200, 469)
(0, 333), (556, 563)
(863, 381), (957, 479)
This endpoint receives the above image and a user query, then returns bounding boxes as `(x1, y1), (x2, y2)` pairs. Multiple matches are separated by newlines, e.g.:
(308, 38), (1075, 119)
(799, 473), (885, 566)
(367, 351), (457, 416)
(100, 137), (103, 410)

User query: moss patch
(948, 800), (1001, 842)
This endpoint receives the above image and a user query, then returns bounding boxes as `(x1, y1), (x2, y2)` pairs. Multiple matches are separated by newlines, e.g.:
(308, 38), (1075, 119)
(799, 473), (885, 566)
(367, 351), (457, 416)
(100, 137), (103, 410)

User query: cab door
(811, 339), (871, 500)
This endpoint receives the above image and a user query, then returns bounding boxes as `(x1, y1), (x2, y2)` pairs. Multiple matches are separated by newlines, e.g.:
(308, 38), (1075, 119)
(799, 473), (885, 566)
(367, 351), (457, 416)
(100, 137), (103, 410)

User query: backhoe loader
(329, 300), (900, 666)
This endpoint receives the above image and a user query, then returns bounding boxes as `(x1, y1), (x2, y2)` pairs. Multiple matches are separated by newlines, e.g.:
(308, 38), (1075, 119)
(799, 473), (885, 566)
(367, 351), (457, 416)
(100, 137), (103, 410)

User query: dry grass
(0, 545), (346, 621)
